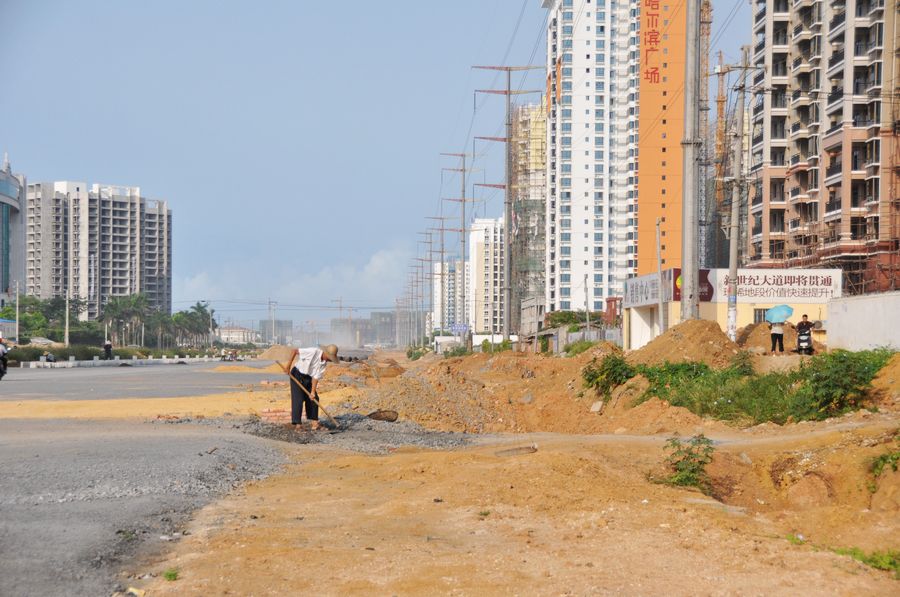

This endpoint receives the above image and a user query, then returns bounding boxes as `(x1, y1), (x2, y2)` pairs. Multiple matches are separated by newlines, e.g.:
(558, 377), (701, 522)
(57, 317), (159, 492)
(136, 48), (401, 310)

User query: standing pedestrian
(770, 321), (785, 355)
(282, 344), (339, 430)
(103, 339), (113, 361)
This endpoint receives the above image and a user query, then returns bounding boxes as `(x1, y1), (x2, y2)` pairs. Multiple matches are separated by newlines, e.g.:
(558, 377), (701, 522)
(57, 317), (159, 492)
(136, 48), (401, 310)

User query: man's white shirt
(293, 347), (326, 380)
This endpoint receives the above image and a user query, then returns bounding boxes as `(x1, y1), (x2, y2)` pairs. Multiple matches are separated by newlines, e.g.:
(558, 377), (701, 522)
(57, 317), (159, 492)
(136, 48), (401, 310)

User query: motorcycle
(797, 329), (814, 355)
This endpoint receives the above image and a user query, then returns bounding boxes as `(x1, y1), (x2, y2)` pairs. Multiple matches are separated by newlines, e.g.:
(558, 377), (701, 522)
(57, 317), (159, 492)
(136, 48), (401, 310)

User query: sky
(0, 0), (749, 330)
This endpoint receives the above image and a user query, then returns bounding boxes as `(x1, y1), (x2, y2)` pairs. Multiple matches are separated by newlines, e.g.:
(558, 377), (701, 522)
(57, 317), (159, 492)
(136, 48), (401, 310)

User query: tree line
(0, 294), (218, 349)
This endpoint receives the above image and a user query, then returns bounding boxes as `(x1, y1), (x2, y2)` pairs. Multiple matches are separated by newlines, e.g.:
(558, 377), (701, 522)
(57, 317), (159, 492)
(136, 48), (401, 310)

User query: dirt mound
(871, 353), (900, 410)
(737, 322), (825, 354)
(628, 319), (740, 369)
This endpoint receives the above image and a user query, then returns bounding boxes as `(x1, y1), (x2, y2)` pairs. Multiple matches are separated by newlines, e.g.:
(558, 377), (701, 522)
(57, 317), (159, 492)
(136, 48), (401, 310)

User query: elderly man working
(283, 344), (339, 430)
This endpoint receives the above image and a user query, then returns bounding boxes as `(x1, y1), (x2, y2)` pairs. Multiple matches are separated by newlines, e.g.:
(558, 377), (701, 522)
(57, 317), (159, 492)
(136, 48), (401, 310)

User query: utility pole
(584, 273), (590, 333)
(714, 50), (729, 268)
(426, 215), (450, 348)
(441, 154), (468, 341)
(64, 277), (70, 348)
(473, 65), (541, 342)
(727, 46), (749, 342)
(14, 280), (20, 343)
(656, 218), (667, 335)
(680, 0), (702, 321)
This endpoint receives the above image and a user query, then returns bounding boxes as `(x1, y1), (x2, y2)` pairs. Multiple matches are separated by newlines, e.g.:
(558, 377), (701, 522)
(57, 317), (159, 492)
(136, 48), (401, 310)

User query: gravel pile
(174, 414), (472, 455)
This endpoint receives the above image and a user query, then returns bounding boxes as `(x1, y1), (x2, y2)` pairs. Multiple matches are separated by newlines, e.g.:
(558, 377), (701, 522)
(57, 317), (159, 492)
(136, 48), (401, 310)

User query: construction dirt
(627, 319), (741, 369)
(9, 341), (899, 594)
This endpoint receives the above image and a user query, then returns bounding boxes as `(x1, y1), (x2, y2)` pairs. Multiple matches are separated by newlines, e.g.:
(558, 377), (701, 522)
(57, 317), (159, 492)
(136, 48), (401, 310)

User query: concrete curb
(22, 356), (228, 369)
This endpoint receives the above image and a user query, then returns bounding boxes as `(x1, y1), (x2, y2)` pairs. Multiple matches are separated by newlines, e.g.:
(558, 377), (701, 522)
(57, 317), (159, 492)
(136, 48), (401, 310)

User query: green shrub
(564, 340), (596, 357)
(567, 323), (581, 333)
(788, 349), (894, 419)
(444, 346), (471, 359)
(582, 353), (635, 396)
(406, 347), (426, 361)
(661, 434), (715, 492)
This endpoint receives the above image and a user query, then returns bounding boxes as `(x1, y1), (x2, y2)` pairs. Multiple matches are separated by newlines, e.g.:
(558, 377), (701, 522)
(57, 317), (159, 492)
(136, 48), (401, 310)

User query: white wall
(827, 292), (900, 351)
(627, 306), (659, 350)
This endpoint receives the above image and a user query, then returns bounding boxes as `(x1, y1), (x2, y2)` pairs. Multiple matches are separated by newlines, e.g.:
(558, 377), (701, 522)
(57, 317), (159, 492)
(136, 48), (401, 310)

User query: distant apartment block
(25, 182), (172, 318)
(510, 103), (547, 333)
(543, 0), (640, 313)
(468, 218), (505, 334)
(0, 154), (25, 308)
(258, 319), (293, 344)
(747, 0), (899, 293)
(431, 259), (469, 333)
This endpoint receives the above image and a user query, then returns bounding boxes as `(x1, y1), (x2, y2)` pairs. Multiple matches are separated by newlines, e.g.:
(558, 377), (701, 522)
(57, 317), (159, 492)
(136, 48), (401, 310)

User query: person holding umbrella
(765, 305), (794, 356)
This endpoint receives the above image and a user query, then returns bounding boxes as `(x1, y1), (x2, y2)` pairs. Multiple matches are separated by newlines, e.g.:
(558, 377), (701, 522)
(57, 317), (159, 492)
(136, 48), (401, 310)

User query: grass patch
(832, 547), (900, 578)
(477, 510), (491, 518)
(582, 349), (895, 425)
(563, 340), (597, 357)
(163, 568), (179, 581)
(786, 533), (807, 545)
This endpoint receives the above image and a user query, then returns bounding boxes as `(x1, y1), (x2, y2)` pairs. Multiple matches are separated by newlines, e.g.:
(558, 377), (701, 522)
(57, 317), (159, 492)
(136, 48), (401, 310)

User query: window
(753, 309), (767, 324)
(561, 301), (571, 310)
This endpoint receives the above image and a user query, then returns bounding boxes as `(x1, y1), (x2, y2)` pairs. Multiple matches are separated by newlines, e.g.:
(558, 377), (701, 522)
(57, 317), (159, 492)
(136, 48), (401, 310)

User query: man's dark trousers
(290, 368), (319, 424)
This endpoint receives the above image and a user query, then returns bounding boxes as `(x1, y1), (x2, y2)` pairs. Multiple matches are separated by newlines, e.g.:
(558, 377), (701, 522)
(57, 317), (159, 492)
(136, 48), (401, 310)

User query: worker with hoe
(282, 344), (339, 430)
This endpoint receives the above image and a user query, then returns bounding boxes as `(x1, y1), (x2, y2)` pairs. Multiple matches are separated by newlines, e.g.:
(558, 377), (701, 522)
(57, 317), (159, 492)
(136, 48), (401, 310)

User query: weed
(786, 533), (807, 545)
(868, 446), (900, 493)
(539, 336), (550, 353)
(406, 347), (427, 361)
(729, 350), (755, 376)
(116, 529), (137, 541)
(582, 353), (635, 397)
(564, 340), (596, 357)
(832, 547), (900, 578)
(661, 434), (715, 492)
(788, 349), (893, 419)
(478, 510), (491, 518)
(163, 568), (179, 581)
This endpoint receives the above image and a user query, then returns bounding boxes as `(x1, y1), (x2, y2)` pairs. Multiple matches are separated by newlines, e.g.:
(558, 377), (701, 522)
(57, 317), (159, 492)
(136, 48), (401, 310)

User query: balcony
(829, 12), (847, 33)
(824, 200), (842, 217)
(752, 133), (764, 147)
(825, 162), (843, 178)
(754, 7), (766, 25)
(753, 70), (765, 87)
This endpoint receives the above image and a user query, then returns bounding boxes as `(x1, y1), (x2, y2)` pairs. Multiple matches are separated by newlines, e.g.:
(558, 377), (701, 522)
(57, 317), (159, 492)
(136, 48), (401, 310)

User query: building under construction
(509, 103), (546, 333)
(746, 0), (900, 294)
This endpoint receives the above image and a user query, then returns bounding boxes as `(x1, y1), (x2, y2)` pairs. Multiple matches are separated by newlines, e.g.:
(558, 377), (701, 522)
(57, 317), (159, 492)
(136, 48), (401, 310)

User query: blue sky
(0, 0), (749, 329)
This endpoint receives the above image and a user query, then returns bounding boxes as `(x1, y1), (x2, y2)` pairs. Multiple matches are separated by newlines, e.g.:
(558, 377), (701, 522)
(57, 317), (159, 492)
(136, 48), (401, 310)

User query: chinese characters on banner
(643, 0), (661, 84)
(717, 273), (839, 300)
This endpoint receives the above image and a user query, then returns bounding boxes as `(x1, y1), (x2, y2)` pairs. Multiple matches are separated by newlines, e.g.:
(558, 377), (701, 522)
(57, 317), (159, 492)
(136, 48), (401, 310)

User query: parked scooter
(797, 329), (814, 355)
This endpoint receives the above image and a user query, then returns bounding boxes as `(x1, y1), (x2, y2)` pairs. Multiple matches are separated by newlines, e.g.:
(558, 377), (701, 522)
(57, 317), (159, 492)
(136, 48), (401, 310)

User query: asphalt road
(0, 364), (289, 597)
(0, 361), (276, 401)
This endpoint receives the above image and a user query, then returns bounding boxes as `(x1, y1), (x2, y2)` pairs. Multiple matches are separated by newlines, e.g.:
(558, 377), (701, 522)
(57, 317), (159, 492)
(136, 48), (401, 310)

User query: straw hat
(322, 344), (339, 363)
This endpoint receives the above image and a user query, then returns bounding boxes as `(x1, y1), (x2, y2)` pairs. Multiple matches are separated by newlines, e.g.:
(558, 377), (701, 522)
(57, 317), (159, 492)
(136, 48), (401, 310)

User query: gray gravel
(0, 418), (286, 597)
(165, 412), (473, 455)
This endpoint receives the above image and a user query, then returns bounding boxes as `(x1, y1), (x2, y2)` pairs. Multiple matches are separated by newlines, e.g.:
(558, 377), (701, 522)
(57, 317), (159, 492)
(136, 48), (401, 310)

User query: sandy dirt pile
(627, 319), (740, 369)
(342, 345), (720, 436)
(256, 344), (295, 362)
(737, 321), (825, 354)
(138, 433), (898, 596)
(871, 352), (900, 411)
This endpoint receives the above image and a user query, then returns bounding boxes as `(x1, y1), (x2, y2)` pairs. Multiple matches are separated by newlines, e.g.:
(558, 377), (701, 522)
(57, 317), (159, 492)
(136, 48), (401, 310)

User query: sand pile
(257, 344), (295, 363)
(871, 353), (900, 410)
(627, 319), (740, 369)
(737, 322), (825, 354)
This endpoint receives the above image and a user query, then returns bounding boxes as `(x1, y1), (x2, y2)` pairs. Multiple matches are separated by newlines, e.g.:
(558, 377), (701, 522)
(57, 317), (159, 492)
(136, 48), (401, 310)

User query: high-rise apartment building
(431, 259), (469, 333)
(636, 0), (687, 276)
(0, 154), (25, 308)
(468, 218), (505, 334)
(748, 0), (899, 293)
(510, 103), (547, 333)
(543, 0), (640, 313)
(25, 182), (172, 317)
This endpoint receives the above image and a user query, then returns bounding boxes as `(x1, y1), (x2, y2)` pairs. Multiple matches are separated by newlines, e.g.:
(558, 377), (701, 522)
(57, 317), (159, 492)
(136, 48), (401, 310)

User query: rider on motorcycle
(0, 334), (8, 378)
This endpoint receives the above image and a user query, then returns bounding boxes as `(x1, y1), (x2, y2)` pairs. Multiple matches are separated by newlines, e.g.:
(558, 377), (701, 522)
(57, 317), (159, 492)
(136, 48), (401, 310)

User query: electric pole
(426, 215), (450, 348)
(656, 218), (667, 334)
(14, 279), (19, 343)
(473, 65), (541, 342)
(441, 153), (469, 341)
(726, 46), (749, 342)
(680, 0), (702, 321)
